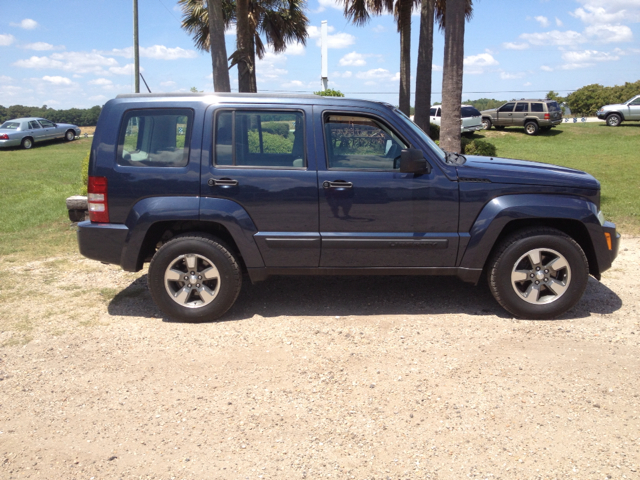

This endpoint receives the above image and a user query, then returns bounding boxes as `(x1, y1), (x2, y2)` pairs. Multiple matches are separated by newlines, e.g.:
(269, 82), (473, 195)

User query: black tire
(65, 130), (76, 141)
(487, 227), (589, 320)
(482, 117), (492, 130)
(148, 234), (242, 322)
(21, 137), (34, 149)
(606, 113), (622, 127)
(524, 121), (539, 135)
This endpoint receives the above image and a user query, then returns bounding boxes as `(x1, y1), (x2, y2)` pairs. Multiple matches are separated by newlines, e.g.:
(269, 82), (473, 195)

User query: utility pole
(133, 0), (140, 93)
(321, 20), (328, 91)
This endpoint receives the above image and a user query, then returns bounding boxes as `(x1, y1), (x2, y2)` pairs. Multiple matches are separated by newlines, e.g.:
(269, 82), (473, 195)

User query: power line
(259, 88), (579, 95)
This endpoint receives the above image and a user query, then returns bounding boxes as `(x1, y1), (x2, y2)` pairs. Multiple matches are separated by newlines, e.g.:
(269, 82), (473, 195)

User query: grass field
(472, 122), (640, 234)
(0, 123), (637, 261)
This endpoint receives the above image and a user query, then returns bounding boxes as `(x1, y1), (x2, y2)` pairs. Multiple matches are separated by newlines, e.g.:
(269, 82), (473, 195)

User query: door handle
(323, 180), (353, 189)
(208, 178), (238, 187)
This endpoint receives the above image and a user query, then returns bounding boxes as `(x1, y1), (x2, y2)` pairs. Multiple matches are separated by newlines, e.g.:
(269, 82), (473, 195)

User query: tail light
(87, 176), (109, 223)
(544, 113), (550, 119)
(0, 134), (9, 140)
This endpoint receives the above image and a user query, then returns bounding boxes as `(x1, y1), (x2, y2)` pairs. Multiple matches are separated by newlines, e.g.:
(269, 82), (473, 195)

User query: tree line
(560, 81), (640, 117)
(0, 105), (102, 126)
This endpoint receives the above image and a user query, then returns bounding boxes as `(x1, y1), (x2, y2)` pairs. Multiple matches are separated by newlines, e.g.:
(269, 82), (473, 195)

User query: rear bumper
(462, 124), (483, 133)
(77, 220), (129, 266)
(0, 138), (21, 148)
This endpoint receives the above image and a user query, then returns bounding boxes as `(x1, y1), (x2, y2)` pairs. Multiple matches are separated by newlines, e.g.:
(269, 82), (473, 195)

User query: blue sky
(1, 0), (639, 109)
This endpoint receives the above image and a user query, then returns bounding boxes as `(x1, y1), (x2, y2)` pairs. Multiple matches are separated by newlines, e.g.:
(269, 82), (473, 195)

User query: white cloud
(520, 30), (585, 46)
(308, 25), (354, 49)
(42, 75), (73, 85)
(0, 75), (13, 83)
(432, 64), (443, 72)
(555, 17), (563, 27)
(281, 80), (306, 89)
(308, 25), (336, 38)
(561, 49), (620, 63)
(356, 68), (398, 82)
(524, 82), (532, 86)
(534, 16), (550, 27)
(571, 6), (627, 24)
(585, 24), (633, 43)
(0, 34), (15, 46)
(14, 52), (121, 75)
(540, 65), (553, 72)
(339, 51), (366, 66)
(109, 63), (136, 75)
(88, 78), (113, 86)
(559, 62), (595, 70)
(105, 45), (197, 60)
(503, 42), (529, 50)
(332, 70), (353, 78)
(500, 71), (525, 80)
(285, 42), (306, 56)
(23, 42), (64, 51)
(89, 94), (108, 102)
(11, 19), (38, 30)
(463, 53), (499, 74)
(317, 0), (343, 11)
(372, 25), (386, 33)
(160, 80), (177, 87)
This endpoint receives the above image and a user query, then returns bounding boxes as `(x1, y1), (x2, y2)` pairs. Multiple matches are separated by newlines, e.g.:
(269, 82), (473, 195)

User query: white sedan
(429, 105), (483, 134)
(0, 117), (81, 149)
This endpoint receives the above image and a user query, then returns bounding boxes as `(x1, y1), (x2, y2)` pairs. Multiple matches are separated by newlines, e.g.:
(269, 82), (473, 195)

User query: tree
(180, 0), (309, 93)
(439, 0), (467, 153)
(566, 80), (640, 116)
(414, 0), (472, 137)
(339, 0), (419, 116)
(207, 0), (231, 92)
(313, 88), (345, 97)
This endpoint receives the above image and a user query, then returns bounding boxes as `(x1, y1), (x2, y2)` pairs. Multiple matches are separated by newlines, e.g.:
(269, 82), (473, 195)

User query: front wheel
(65, 130), (76, 141)
(148, 234), (242, 322)
(606, 114), (622, 127)
(482, 118), (492, 130)
(487, 227), (589, 319)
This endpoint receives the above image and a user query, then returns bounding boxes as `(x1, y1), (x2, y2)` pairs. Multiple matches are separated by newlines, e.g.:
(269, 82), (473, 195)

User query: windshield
(392, 108), (446, 162)
(1, 121), (20, 130)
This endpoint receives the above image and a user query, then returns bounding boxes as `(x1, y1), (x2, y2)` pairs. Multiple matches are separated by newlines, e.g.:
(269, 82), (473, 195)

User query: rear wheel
(21, 137), (33, 149)
(524, 121), (539, 135)
(482, 118), (492, 130)
(148, 234), (242, 322)
(606, 113), (622, 127)
(65, 130), (76, 141)
(487, 227), (588, 319)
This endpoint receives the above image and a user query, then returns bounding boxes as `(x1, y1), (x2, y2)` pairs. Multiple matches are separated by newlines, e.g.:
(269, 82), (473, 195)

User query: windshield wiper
(444, 150), (467, 165)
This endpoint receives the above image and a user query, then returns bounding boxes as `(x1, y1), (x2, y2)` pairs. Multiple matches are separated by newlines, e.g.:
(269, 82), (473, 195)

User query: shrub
(80, 152), (90, 195)
(463, 139), (497, 157)
(261, 121), (290, 137)
(248, 131), (293, 154)
(428, 123), (440, 141)
(314, 88), (345, 97)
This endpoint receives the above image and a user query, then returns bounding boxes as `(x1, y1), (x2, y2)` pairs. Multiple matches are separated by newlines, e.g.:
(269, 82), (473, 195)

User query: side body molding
(458, 194), (608, 273)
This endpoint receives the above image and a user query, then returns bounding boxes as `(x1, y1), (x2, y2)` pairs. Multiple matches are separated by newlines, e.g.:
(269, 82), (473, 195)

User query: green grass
(0, 139), (90, 256)
(471, 122), (640, 234)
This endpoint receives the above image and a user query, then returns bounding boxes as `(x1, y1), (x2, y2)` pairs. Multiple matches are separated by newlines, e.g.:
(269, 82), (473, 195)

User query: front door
(497, 102), (515, 125)
(201, 105), (320, 267)
(315, 108), (459, 268)
(628, 96), (640, 120)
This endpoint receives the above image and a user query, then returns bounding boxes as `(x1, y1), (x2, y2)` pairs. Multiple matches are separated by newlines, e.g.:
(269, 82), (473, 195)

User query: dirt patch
(1, 239), (639, 479)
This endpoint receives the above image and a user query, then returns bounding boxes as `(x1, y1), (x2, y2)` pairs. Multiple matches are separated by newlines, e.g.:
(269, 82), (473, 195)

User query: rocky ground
(0, 238), (638, 480)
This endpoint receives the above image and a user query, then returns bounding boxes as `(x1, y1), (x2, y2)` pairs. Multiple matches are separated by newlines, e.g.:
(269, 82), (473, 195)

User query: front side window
(215, 110), (305, 168)
(531, 103), (544, 112)
(499, 103), (515, 113)
(118, 109), (192, 167)
(627, 97), (640, 105)
(324, 114), (407, 170)
(429, 107), (438, 116)
(38, 119), (55, 128)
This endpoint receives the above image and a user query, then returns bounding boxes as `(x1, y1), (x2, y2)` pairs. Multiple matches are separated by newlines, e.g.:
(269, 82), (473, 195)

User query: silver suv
(597, 95), (640, 126)
(481, 99), (563, 135)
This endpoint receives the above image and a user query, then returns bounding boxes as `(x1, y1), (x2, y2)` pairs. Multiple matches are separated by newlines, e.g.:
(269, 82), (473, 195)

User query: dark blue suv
(78, 93), (619, 321)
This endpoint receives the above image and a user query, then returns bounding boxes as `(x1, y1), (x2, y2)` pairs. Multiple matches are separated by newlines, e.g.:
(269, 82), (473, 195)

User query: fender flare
(458, 194), (606, 272)
(120, 196), (263, 271)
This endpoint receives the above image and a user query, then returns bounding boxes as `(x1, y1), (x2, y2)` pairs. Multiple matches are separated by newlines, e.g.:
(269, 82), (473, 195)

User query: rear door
(512, 102), (529, 126)
(496, 103), (515, 125)
(201, 105), (320, 267)
(314, 106), (459, 268)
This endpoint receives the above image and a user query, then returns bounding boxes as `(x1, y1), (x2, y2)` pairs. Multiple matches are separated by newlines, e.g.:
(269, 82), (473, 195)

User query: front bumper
(602, 221), (620, 266)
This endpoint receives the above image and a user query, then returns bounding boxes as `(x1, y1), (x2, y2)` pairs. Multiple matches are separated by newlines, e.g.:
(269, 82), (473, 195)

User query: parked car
(429, 105), (483, 134)
(0, 117), (81, 149)
(481, 99), (563, 135)
(77, 93), (619, 322)
(597, 95), (640, 126)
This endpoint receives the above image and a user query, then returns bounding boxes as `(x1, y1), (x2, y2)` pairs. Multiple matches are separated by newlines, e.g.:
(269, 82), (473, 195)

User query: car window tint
(38, 119), (55, 128)
(461, 107), (481, 117)
(514, 103), (529, 113)
(29, 121), (42, 129)
(429, 107), (437, 116)
(117, 109), (192, 167)
(630, 98), (640, 106)
(498, 103), (515, 113)
(324, 114), (407, 170)
(547, 102), (560, 112)
(531, 103), (544, 112)
(215, 110), (305, 168)
(436, 108), (441, 117)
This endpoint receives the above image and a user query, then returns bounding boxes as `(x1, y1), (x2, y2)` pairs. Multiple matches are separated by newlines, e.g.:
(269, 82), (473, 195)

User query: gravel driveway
(1, 238), (638, 480)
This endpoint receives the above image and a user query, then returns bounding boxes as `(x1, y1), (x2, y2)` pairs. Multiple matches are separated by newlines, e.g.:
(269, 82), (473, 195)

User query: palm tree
(180, 0), (309, 93)
(208, 0), (231, 92)
(413, 0), (473, 136)
(340, 0), (419, 116)
(439, 0), (469, 152)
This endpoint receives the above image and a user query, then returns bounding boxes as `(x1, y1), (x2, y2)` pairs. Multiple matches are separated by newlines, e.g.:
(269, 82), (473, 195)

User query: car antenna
(139, 73), (151, 93)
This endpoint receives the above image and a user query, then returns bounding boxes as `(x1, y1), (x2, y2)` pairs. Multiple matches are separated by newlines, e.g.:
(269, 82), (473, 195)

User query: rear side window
(498, 103), (515, 113)
(461, 107), (481, 117)
(515, 103), (529, 112)
(531, 103), (544, 112)
(118, 109), (192, 167)
(215, 110), (305, 168)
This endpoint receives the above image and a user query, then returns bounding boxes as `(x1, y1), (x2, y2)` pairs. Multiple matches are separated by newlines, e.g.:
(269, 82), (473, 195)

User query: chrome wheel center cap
(536, 271), (545, 280)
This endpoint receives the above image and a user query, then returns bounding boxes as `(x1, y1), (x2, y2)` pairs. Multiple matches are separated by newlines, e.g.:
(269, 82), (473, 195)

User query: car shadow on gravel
(106, 274), (621, 323)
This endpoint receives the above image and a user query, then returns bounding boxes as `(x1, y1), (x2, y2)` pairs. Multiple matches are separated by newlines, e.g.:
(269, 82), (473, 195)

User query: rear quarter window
(531, 103), (544, 113)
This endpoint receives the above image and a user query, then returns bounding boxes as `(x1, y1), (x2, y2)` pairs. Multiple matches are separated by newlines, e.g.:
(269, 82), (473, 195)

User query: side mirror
(399, 148), (431, 174)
